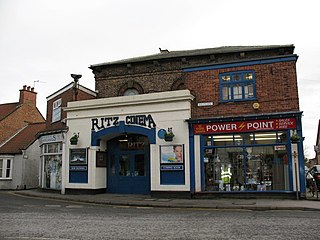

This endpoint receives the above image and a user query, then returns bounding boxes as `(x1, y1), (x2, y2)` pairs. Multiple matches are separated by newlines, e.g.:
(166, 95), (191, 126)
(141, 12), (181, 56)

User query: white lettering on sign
(194, 118), (296, 134)
(246, 121), (274, 130)
(206, 123), (237, 132)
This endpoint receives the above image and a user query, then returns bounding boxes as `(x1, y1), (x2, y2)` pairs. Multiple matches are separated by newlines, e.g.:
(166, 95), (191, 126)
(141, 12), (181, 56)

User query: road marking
(136, 206), (154, 209)
(45, 205), (61, 208)
(113, 206), (130, 208)
(66, 205), (84, 208)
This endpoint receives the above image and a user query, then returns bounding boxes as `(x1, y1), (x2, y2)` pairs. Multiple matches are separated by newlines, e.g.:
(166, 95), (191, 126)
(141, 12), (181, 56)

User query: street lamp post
(71, 74), (82, 101)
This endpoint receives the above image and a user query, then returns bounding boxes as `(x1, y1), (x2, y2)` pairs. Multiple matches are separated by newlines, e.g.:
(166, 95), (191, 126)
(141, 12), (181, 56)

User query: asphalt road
(0, 191), (319, 240)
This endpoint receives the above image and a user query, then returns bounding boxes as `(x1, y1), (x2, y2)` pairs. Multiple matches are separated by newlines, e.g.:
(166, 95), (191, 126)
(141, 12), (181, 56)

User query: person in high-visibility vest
(221, 164), (232, 191)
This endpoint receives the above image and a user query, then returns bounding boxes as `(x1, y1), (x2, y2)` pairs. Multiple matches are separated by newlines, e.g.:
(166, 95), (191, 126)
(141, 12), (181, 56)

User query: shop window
(203, 131), (290, 192)
(203, 143), (290, 192)
(43, 143), (62, 154)
(212, 134), (243, 146)
(204, 147), (243, 191)
(42, 142), (62, 190)
(246, 146), (289, 191)
(52, 98), (62, 122)
(204, 136), (213, 146)
(220, 71), (256, 102)
(251, 132), (277, 144)
(251, 131), (287, 144)
(0, 158), (12, 179)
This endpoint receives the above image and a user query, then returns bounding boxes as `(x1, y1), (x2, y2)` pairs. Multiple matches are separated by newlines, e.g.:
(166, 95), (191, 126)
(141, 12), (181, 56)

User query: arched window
(124, 88), (139, 96)
(118, 81), (144, 96)
(171, 78), (186, 91)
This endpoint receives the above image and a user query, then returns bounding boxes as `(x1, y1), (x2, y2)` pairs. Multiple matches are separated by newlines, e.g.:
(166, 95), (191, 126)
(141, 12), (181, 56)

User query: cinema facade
(62, 45), (306, 198)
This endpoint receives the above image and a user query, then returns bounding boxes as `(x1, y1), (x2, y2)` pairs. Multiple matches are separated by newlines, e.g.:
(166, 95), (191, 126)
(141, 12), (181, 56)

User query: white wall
(22, 140), (41, 189)
(64, 90), (194, 192)
(0, 139), (40, 190)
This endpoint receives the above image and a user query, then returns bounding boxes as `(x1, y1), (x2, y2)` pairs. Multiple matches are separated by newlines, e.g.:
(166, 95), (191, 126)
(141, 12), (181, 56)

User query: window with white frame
(42, 143), (62, 189)
(52, 98), (62, 122)
(220, 71), (256, 102)
(0, 158), (13, 179)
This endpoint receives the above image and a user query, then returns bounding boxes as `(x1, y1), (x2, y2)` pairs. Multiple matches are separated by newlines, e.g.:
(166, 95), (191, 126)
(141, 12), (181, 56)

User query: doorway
(107, 134), (150, 194)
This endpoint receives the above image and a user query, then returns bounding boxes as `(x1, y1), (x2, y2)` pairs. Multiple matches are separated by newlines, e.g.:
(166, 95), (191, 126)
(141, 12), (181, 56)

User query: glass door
(107, 134), (150, 194)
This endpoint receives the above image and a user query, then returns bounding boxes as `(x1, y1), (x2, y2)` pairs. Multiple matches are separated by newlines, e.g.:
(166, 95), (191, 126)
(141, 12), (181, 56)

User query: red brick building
(0, 86), (44, 145)
(182, 46), (303, 198)
(0, 86), (45, 189)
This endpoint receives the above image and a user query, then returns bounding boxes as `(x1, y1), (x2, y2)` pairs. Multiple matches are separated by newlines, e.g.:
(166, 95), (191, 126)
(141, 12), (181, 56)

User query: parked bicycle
(306, 165), (320, 198)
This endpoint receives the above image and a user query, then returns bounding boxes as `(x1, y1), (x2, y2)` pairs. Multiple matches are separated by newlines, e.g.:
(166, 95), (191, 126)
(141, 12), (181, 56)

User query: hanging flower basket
(164, 130), (175, 142)
(70, 134), (79, 145)
(290, 135), (300, 143)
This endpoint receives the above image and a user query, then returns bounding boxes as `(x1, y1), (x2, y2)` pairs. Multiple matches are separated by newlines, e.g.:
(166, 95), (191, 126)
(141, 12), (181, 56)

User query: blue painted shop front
(188, 112), (306, 198)
(91, 121), (156, 194)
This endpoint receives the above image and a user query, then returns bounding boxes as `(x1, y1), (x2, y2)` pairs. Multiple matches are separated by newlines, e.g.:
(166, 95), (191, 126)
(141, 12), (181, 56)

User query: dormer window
(52, 98), (62, 122)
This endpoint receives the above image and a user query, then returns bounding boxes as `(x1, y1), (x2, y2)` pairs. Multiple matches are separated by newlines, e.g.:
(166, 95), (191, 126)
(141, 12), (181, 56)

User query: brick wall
(0, 102), (44, 145)
(94, 61), (186, 98)
(45, 88), (96, 131)
(92, 47), (292, 99)
(186, 61), (299, 119)
(91, 46), (299, 120)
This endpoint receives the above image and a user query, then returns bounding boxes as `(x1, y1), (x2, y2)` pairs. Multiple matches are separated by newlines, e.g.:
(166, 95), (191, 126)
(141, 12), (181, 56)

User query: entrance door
(107, 135), (150, 194)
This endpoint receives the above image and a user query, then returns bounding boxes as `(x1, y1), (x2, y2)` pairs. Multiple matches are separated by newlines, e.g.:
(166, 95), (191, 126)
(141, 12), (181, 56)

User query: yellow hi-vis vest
(221, 167), (232, 184)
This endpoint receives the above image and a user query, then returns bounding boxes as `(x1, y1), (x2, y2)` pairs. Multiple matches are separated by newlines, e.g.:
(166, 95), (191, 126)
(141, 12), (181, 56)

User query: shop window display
(203, 132), (290, 192)
(42, 143), (62, 190)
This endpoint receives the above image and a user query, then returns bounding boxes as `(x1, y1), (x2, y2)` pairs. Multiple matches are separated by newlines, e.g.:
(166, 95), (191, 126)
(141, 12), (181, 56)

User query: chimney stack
(19, 85), (37, 105)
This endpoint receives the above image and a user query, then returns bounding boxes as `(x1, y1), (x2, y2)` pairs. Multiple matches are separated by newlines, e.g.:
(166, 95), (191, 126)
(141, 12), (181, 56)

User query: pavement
(10, 189), (320, 211)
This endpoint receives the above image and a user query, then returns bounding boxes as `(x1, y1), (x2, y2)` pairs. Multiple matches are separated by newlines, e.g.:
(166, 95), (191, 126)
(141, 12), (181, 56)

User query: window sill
(0, 178), (12, 181)
(220, 98), (257, 103)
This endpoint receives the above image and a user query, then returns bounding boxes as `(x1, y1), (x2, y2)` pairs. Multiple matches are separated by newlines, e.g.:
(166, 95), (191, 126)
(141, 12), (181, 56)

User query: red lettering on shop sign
(193, 118), (296, 134)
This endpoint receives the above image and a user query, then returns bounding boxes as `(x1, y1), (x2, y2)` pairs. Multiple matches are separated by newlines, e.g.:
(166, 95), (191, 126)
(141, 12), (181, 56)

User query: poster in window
(160, 145), (184, 164)
(70, 148), (87, 165)
(96, 151), (107, 167)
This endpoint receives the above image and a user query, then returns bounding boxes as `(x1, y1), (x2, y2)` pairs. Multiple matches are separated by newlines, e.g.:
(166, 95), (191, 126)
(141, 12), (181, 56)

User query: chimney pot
(19, 85), (37, 105)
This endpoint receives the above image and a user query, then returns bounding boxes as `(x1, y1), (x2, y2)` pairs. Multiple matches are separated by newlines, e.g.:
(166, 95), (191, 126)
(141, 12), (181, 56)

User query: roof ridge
(90, 44), (294, 68)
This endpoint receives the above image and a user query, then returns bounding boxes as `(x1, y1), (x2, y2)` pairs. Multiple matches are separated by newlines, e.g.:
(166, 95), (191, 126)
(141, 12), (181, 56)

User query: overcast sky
(0, 0), (319, 158)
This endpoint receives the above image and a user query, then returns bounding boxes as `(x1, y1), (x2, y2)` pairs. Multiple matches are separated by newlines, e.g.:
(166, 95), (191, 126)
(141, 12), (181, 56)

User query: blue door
(107, 135), (150, 194)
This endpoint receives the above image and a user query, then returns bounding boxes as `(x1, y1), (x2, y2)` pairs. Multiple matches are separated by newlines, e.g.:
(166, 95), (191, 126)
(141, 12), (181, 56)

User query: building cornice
(64, 90), (194, 112)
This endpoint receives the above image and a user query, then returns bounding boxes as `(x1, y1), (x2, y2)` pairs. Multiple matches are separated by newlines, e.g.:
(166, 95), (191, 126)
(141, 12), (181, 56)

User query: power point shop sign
(193, 118), (297, 134)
